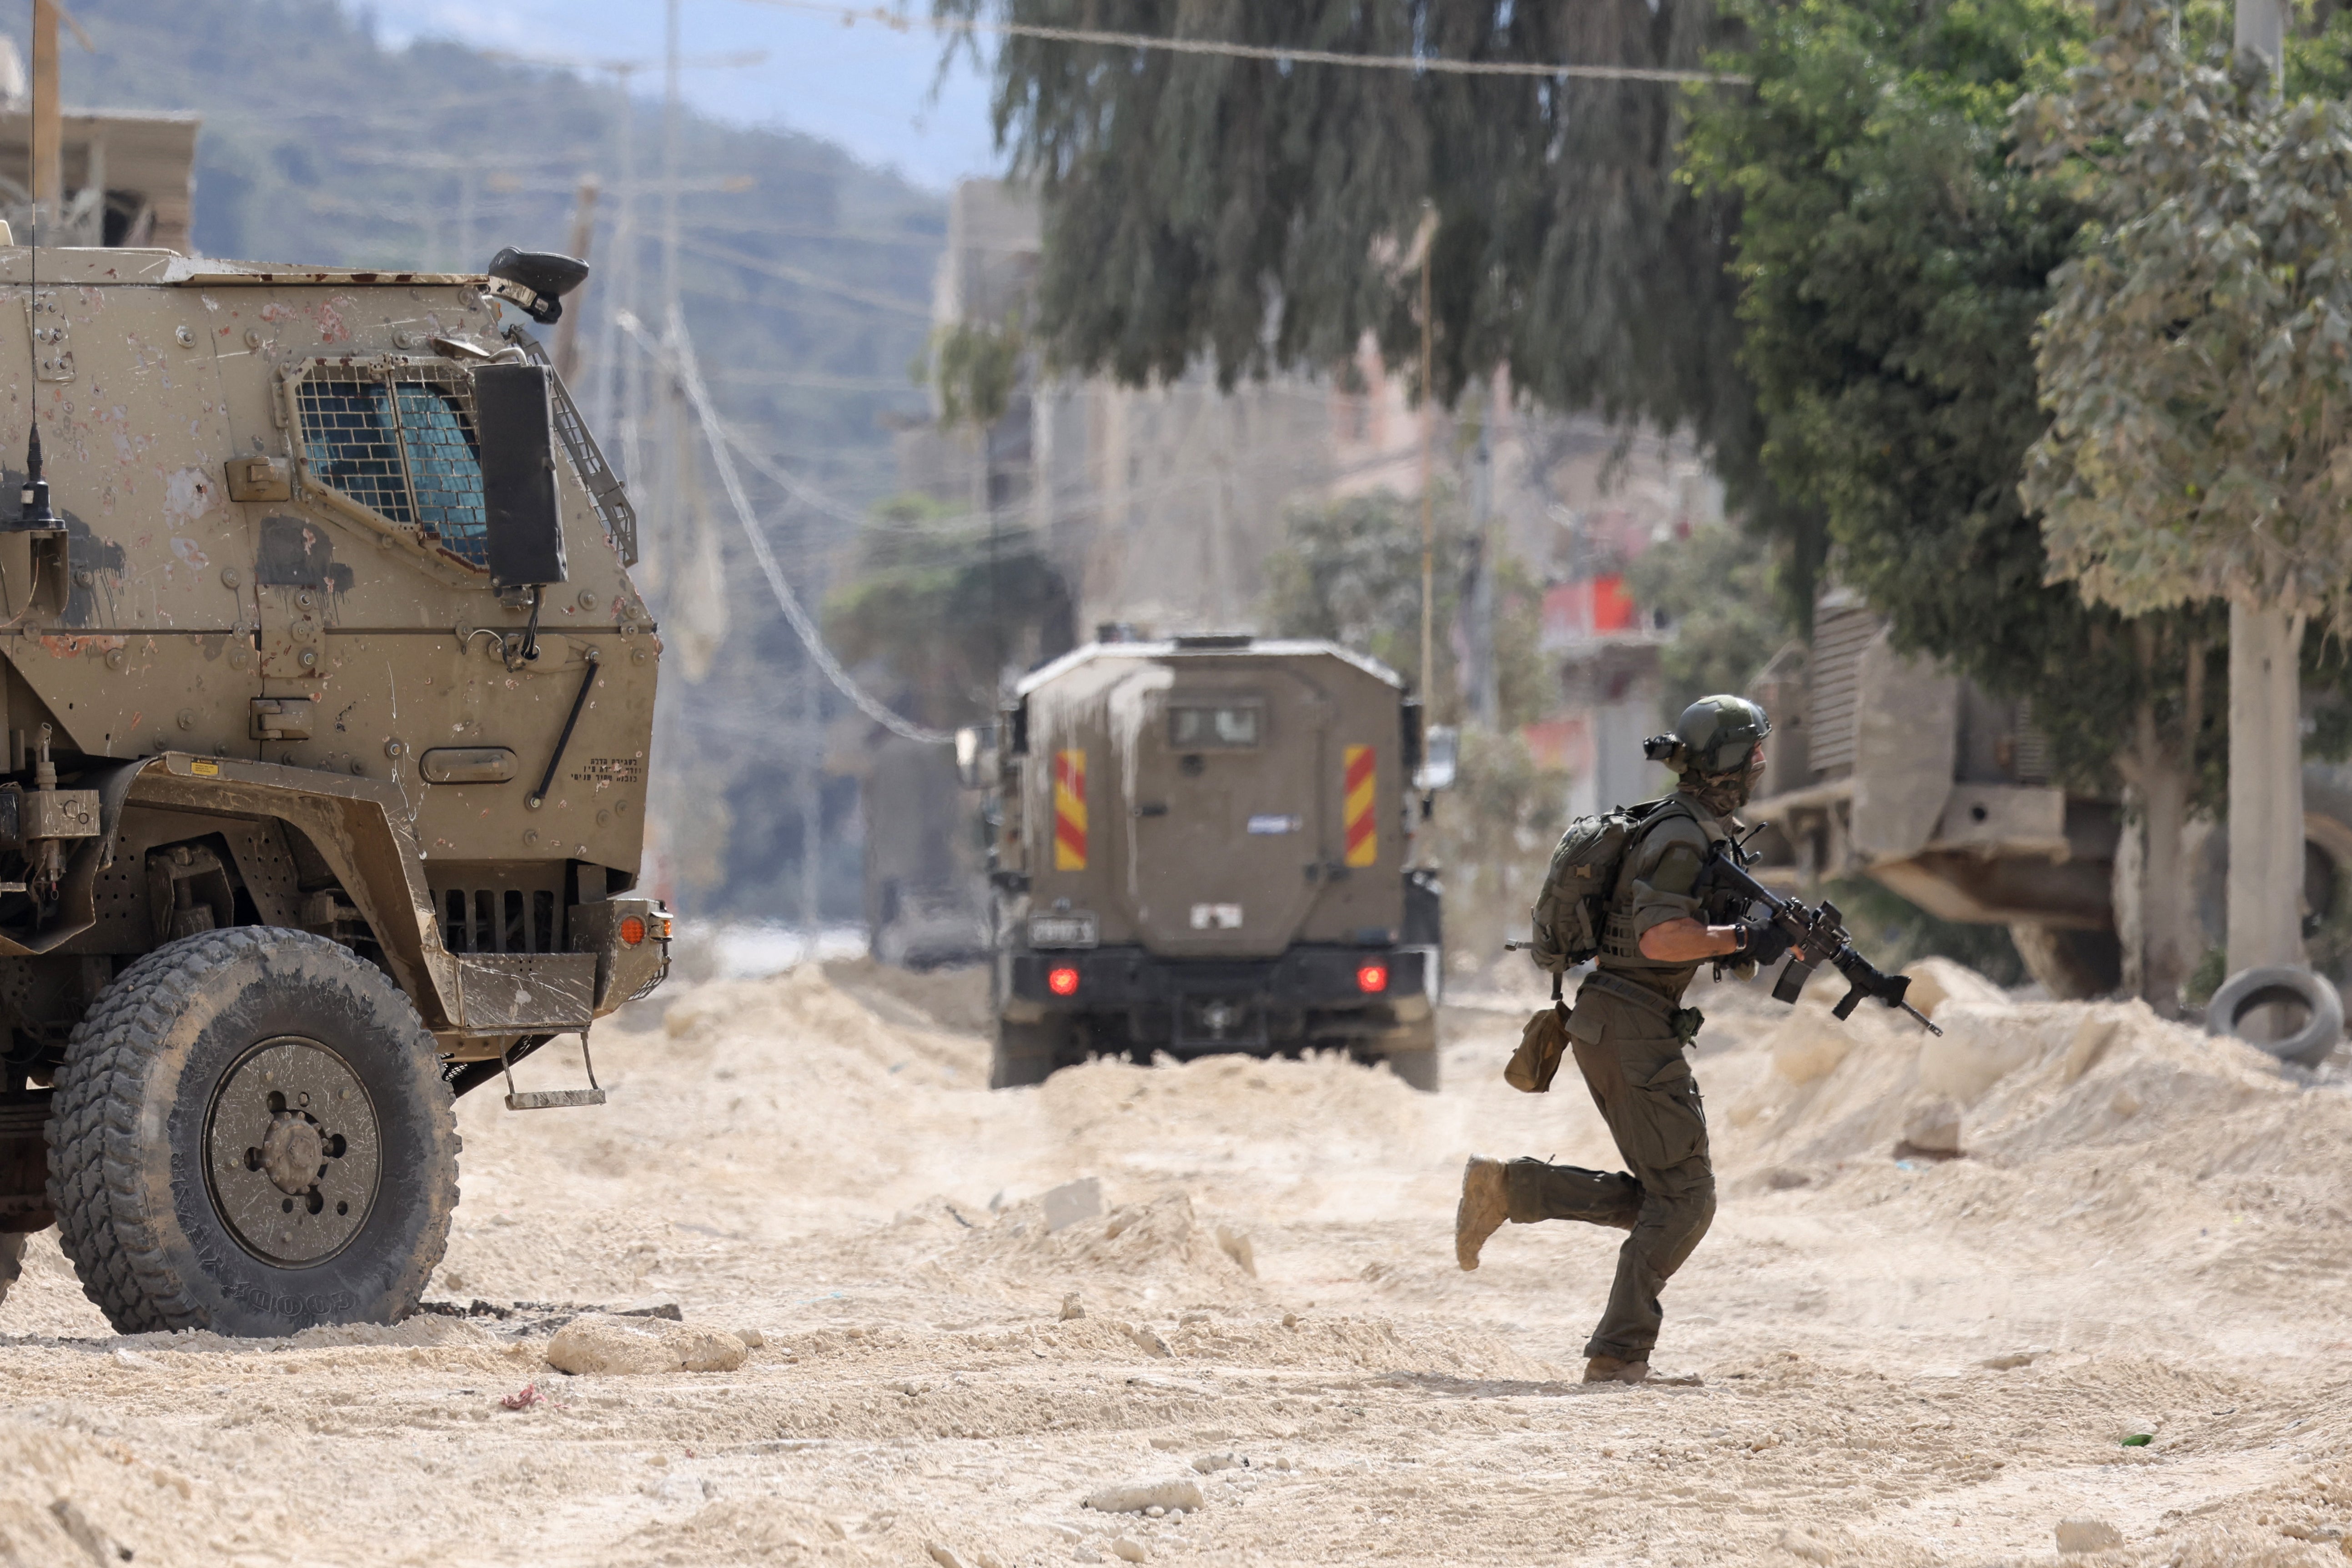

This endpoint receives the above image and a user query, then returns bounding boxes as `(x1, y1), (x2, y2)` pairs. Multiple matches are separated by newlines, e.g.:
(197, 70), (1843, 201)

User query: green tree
(1625, 522), (1793, 719)
(824, 495), (1076, 728)
(2017, 0), (2352, 976)
(1679, 0), (2251, 1005)
(930, 0), (1809, 593)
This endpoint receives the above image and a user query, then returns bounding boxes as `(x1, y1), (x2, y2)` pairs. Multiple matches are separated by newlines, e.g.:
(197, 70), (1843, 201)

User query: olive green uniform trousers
(1500, 982), (1716, 1363)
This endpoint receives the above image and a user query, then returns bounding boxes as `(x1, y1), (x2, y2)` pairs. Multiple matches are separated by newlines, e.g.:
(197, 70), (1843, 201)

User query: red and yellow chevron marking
(1053, 749), (1088, 871)
(1343, 744), (1378, 868)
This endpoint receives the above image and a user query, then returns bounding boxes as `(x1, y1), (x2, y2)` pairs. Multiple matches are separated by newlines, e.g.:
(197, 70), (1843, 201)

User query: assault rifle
(1700, 841), (1943, 1036)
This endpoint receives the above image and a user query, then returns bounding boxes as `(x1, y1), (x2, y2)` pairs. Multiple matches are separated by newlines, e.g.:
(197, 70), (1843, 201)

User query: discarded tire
(2205, 964), (2345, 1068)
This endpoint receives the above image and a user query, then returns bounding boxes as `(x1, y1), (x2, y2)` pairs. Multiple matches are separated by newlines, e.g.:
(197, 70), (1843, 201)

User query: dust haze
(0, 957), (2345, 1566)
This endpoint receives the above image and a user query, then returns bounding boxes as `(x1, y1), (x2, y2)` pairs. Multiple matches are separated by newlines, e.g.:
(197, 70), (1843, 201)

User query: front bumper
(1000, 942), (1437, 1051)
(572, 895), (673, 1014)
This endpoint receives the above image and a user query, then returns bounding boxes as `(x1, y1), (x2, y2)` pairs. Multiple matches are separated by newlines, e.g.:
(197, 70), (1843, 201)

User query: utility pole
(30, 0), (59, 233)
(2223, 0), (2304, 996)
(1416, 218), (1437, 709)
(551, 175), (599, 382)
(1468, 384), (1498, 729)
(592, 65), (642, 450)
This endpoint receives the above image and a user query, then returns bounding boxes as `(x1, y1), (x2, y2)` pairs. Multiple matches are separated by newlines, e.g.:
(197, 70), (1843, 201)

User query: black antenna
(19, 0), (55, 533)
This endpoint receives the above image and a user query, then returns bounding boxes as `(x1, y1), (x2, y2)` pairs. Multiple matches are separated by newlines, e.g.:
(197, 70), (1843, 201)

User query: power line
(743, 0), (1752, 85)
(621, 308), (952, 745)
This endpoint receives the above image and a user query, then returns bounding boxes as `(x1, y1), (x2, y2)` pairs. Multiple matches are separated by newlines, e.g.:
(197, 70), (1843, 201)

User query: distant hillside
(25, 0), (953, 923)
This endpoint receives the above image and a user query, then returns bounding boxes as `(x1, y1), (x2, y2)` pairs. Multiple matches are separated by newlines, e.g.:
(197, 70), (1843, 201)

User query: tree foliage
(1681, 0), (2233, 793)
(1625, 522), (1793, 719)
(824, 496), (1076, 727)
(1258, 489), (1547, 729)
(932, 0), (1794, 573)
(2018, 0), (2352, 629)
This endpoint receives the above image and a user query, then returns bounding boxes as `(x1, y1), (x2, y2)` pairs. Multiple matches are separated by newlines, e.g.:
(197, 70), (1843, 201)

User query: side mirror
(954, 725), (994, 789)
(1414, 725), (1459, 792)
(474, 363), (569, 590)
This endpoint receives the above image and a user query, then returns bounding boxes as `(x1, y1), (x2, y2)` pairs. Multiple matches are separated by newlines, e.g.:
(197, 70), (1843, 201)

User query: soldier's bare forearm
(1637, 918), (1744, 962)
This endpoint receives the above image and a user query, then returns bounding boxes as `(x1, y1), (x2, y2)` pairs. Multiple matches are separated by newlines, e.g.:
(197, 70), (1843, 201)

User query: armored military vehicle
(0, 242), (668, 1335)
(978, 635), (1444, 1090)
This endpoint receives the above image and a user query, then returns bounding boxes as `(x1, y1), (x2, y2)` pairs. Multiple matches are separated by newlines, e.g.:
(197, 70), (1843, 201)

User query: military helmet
(1645, 695), (1772, 775)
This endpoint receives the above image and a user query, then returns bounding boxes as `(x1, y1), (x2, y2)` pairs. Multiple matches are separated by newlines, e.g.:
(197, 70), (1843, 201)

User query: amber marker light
(1356, 962), (1389, 994)
(1048, 966), (1081, 997)
(619, 916), (647, 946)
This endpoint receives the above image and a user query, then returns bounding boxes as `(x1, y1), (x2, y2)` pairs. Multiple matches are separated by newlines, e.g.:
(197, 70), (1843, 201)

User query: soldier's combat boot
(1455, 1156), (1509, 1270)
(1584, 1355), (1651, 1384)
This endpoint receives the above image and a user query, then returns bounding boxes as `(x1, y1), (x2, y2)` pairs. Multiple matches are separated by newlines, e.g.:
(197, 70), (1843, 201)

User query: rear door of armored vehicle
(1116, 660), (1331, 958)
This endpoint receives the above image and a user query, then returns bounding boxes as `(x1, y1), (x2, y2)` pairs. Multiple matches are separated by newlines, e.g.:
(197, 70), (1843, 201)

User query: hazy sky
(367, 0), (1005, 191)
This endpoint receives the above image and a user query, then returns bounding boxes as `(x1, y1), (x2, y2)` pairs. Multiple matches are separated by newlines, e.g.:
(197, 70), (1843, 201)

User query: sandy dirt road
(0, 957), (2347, 1567)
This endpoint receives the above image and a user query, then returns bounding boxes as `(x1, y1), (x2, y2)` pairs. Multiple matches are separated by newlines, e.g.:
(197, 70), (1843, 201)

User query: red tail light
(1048, 966), (1081, 997)
(1356, 962), (1389, 994)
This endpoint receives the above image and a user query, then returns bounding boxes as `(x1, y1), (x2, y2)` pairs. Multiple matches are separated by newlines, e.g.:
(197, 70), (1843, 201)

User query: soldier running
(1453, 696), (1788, 1385)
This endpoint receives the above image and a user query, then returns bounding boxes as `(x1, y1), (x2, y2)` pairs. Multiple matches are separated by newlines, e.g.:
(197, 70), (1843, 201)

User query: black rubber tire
(1385, 1049), (1442, 1093)
(2206, 964), (2345, 1068)
(47, 928), (460, 1336)
(991, 1018), (1069, 1089)
(0, 1231), (23, 1309)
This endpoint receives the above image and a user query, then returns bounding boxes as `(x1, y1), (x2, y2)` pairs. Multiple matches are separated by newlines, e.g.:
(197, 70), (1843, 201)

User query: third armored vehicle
(979, 635), (1442, 1089)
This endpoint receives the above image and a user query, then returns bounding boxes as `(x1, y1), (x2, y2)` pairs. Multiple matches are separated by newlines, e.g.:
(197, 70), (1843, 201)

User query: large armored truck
(980, 635), (1443, 1089)
(0, 242), (668, 1335)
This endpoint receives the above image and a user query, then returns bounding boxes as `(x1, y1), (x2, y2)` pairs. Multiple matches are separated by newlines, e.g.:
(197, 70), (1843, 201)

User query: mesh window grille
(296, 363), (490, 568)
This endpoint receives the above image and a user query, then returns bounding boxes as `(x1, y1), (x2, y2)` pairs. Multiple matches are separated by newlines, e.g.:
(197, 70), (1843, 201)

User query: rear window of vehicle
(1169, 703), (1262, 749)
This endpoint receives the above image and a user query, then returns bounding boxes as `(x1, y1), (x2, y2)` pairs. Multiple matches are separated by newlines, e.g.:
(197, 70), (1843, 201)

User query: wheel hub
(204, 1038), (382, 1266)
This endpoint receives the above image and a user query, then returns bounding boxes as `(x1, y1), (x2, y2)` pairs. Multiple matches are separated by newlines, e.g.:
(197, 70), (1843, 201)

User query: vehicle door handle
(1132, 802), (1169, 818)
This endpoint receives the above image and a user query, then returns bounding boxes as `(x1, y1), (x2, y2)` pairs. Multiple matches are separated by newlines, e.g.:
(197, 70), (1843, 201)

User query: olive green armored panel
(1011, 640), (1410, 959)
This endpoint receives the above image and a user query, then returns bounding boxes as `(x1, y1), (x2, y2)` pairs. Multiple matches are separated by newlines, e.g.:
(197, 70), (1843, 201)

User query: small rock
(2055, 1518), (2123, 1554)
(1178, 1310), (1211, 1327)
(1111, 1538), (1149, 1563)
(1042, 1177), (1105, 1233)
(1126, 1324), (1173, 1358)
(1046, 1524), (1083, 1543)
(545, 1314), (747, 1376)
(926, 1544), (972, 1568)
(1086, 1478), (1206, 1513)
(1073, 1549), (1102, 1565)
(616, 1294), (685, 1321)
(734, 1327), (766, 1349)
(1981, 1352), (2037, 1371)
(1144, 1506), (1165, 1518)
(1191, 1452), (1242, 1474)
(1061, 1292), (1087, 1322)
(1148, 1437), (1182, 1451)
(546, 1315), (680, 1375)
(677, 1328), (750, 1372)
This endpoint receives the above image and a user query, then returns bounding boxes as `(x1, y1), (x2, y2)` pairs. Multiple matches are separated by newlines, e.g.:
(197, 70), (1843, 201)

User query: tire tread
(46, 928), (458, 1334)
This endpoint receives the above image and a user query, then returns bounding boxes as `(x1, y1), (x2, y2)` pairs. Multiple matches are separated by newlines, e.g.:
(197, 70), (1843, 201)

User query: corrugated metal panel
(2013, 699), (2052, 785)
(1808, 608), (1878, 779)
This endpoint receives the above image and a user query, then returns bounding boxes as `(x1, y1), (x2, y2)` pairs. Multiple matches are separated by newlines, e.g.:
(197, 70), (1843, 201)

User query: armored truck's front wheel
(48, 929), (460, 1336)
(0, 1231), (23, 1309)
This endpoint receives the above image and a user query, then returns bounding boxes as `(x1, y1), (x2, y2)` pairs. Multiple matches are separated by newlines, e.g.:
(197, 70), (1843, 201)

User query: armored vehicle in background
(0, 243), (668, 1336)
(1744, 595), (2352, 996)
(979, 635), (1443, 1089)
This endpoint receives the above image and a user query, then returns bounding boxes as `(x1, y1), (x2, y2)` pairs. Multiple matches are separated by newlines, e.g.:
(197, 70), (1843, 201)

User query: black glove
(1736, 916), (1795, 966)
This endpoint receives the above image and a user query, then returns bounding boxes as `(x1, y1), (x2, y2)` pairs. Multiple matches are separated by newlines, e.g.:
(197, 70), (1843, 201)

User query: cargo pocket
(1627, 1052), (1709, 1171)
